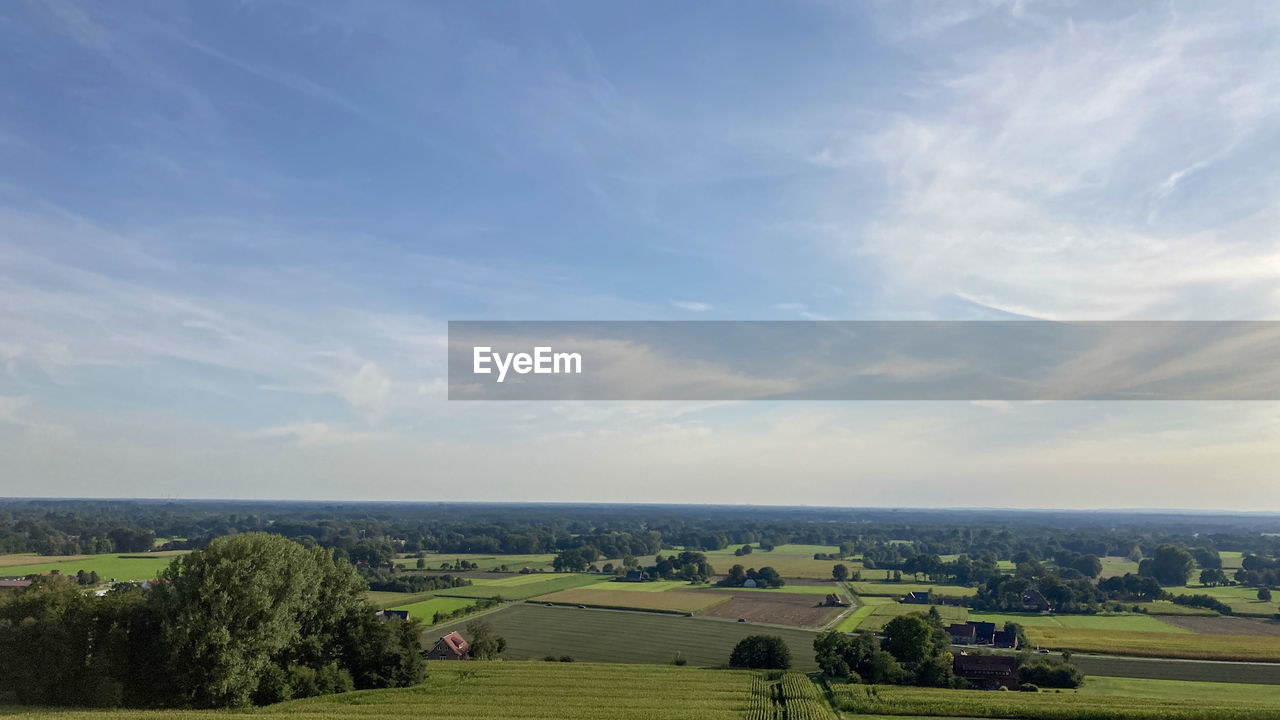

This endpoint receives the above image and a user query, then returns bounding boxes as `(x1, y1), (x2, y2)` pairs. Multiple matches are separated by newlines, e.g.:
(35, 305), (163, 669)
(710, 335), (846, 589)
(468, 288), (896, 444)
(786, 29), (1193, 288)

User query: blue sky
(2, 1), (1279, 508)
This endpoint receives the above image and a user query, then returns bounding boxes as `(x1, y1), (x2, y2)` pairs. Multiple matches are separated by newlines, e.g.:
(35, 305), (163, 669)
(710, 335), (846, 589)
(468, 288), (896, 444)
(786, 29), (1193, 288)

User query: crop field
(0, 662), (758, 720)
(1158, 615), (1280, 637)
(1144, 600), (1218, 616)
(1220, 551), (1245, 570)
(698, 582), (841, 595)
(848, 581), (978, 598)
(425, 603), (822, 670)
(830, 677), (1280, 719)
(699, 589), (844, 627)
(389, 596), (479, 623)
(367, 590), (438, 609)
(836, 604), (878, 631)
(1067, 654), (1280, 685)
(0, 552), (186, 581)
(747, 672), (835, 720)
(1025, 627), (1280, 662)
(968, 613), (1188, 633)
(1180, 584), (1280, 616)
(435, 573), (602, 600)
(579, 579), (703, 592)
(530, 587), (730, 614)
(854, 603), (968, 631)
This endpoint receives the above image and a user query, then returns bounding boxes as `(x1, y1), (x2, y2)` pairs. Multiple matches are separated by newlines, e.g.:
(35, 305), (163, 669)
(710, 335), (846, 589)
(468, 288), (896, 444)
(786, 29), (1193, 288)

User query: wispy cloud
(670, 300), (711, 312)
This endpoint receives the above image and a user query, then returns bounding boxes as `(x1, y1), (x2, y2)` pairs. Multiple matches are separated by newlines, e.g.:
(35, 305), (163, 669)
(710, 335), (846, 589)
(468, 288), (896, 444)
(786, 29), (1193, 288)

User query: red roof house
(426, 631), (471, 661)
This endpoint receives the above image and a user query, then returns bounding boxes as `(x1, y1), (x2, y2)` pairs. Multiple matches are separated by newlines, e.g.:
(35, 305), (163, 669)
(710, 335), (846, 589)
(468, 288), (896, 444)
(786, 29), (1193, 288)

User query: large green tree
(728, 635), (792, 669)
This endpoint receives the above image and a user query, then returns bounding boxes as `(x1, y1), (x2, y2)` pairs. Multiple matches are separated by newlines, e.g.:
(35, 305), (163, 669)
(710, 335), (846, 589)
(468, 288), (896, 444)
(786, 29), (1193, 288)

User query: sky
(2, 1), (1279, 509)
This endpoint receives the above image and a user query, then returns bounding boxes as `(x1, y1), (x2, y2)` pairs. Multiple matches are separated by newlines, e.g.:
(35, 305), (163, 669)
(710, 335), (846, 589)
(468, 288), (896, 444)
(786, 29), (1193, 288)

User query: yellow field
(578, 579), (702, 592)
(700, 544), (861, 580)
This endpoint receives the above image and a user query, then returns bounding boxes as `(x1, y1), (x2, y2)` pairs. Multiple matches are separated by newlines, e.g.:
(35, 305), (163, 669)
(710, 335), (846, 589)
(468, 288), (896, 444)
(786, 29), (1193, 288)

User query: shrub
(1019, 683), (1040, 692)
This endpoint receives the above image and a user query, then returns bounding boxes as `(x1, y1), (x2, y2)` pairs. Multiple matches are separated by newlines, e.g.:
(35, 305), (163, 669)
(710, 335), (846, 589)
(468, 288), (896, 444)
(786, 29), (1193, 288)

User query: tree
(416, 558), (426, 569)
(722, 564), (748, 586)
(880, 614), (936, 665)
(1260, 587), (1273, 602)
(729, 635), (791, 669)
(833, 564), (850, 582)
(1140, 545), (1195, 586)
(465, 619), (507, 660)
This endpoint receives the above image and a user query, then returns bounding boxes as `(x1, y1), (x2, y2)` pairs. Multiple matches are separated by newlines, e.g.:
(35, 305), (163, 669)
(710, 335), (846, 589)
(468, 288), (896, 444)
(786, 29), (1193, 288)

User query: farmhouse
(953, 653), (1020, 690)
(947, 622), (976, 644)
(742, 578), (758, 588)
(946, 621), (996, 645)
(992, 629), (1019, 649)
(375, 609), (410, 622)
(623, 569), (645, 582)
(902, 591), (931, 604)
(426, 631), (471, 661)
(0, 579), (33, 589)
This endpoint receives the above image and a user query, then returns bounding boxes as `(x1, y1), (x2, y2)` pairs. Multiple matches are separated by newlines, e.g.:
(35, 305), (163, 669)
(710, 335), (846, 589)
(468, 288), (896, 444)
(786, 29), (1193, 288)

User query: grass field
(367, 590), (438, 609)
(435, 573), (603, 600)
(1025, 627), (1280, 662)
(700, 543), (858, 580)
(0, 552), (185, 581)
(395, 553), (559, 571)
(425, 603), (822, 670)
(968, 613), (1189, 633)
(1144, 600), (1219, 616)
(1180, 583), (1280, 616)
(1100, 556), (1141, 578)
(530, 588), (730, 614)
(697, 582), (841, 595)
(389, 596), (480, 623)
(1220, 551), (1245, 570)
(855, 604), (969, 631)
(831, 677), (1280, 719)
(849, 581), (978, 598)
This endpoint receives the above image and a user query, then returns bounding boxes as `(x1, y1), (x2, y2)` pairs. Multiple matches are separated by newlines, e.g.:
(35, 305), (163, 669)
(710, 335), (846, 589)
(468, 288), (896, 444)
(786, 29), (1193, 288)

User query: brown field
(1159, 616), (1280, 637)
(698, 590), (843, 627)
(1027, 627), (1280, 662)
(531, 588), (730, 614)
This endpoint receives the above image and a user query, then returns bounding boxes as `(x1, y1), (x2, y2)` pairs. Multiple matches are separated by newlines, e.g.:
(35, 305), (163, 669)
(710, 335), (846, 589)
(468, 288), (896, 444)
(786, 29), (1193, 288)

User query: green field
(855, 603), (968, 631)
(698, 582), (841, 595)
(395, 553), (559, 571)
(831, 677), (1280, 719)
(0, 662), (758, 720)
(848, 581), (978, 598)
(1100, 556), (1141, 578)
(700, 543), (858, 579)
(389, 596), (480, 623)
(424, 603), (822, 670)
(968, 613), (1189, 633)
(1025, 627), (1280, 662)
(1180, 583), (1280, 616)
(367, 590), (438, 609)
(435, 573), (603, 600)
(0, 552), (186, 581)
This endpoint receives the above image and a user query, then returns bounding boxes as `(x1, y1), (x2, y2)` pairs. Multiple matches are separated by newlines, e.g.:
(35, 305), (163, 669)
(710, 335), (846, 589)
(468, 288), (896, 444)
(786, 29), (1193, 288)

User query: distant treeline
(2, 500), (1278, 580)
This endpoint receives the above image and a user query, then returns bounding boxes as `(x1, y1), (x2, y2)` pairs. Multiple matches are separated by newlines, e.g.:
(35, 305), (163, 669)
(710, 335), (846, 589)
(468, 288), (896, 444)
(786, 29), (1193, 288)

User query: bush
(729, 635), (792, 669)
(1019, 683), (1040, 692)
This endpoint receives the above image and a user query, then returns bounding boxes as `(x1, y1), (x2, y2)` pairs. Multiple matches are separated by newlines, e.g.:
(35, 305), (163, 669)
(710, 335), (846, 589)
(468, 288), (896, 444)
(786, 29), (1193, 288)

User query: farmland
(968, 612), (1189, 632)
(394, 552), (560, 572)
(423, 603), (822, 670)
(1178, 583), (1280, 616)
(0, 552), (185, 581)
(698, 588), (845, 627)
(699, 543), (858, 579)
(854, 603), (968, 631)
(1024, 627), (1280, 662)
(831, 676), (1280, 719)
(434, 573), (602, 600)
(0, 662), (759, 720)
(849, 580), (979, 598)
(388, 596), (479, 623)
(530, 587), (730, 614)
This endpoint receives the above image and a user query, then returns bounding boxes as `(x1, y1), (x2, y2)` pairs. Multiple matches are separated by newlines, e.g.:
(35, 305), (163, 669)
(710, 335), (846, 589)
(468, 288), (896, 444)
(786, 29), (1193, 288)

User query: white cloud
(670, 300), (711, 312)
(843, 4), (1280, 320)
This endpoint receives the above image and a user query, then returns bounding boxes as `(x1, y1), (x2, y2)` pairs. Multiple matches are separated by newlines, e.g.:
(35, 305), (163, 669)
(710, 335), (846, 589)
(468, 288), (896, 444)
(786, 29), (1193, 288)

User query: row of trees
(0, 534), (424, 708)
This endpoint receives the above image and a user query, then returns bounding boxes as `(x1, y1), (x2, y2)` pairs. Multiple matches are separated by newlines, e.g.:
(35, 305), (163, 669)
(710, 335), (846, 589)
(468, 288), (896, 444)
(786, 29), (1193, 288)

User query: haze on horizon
(2, 2), (1279, 510)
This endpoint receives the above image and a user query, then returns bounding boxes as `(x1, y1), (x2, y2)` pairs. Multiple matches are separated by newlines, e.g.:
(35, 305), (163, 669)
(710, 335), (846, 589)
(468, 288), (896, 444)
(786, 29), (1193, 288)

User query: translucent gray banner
(447, 321), (1280, 401)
